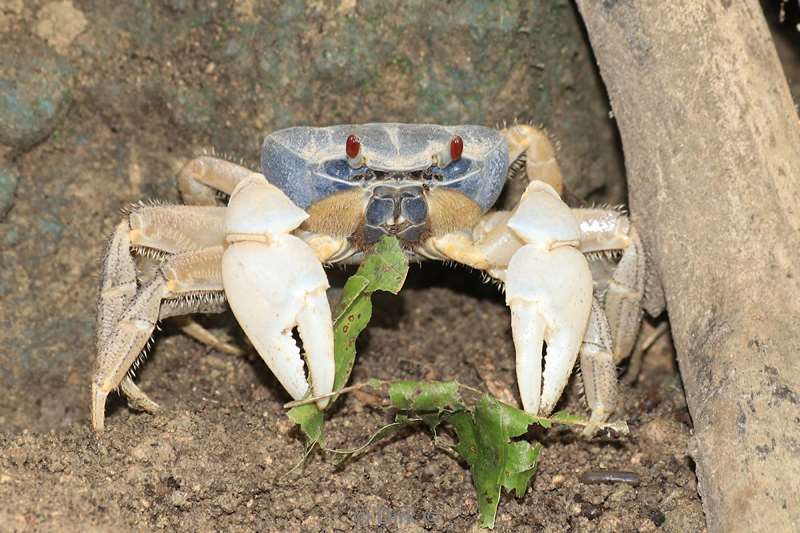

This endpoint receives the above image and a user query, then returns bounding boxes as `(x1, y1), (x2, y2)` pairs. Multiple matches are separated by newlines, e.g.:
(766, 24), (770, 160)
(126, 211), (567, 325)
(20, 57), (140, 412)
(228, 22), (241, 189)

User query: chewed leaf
(449, 395), (540, 529)
(474, 395), (536, 438)
(287, 403), (325, 447)
(388, 380), (462, 411)
(355, 235), (409, 294)
(332, 236), (409, 394)
(502, 440), (541, 498)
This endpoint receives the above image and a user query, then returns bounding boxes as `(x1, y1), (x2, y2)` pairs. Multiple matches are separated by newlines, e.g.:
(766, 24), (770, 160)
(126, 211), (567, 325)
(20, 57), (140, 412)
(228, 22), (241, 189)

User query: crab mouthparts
(363, 183), (428, 244)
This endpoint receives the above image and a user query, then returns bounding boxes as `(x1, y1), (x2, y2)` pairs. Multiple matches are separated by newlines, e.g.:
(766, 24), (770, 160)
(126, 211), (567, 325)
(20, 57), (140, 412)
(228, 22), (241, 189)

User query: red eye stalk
(450, 135), (463, 161)
(346, 134), (361, 159)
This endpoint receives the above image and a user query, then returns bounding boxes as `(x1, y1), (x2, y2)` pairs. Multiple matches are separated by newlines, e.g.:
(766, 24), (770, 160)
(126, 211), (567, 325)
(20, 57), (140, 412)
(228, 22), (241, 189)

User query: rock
(34, 1), (88, 54)
(0, 40), (74, 149)
(0, 164), (17, 220)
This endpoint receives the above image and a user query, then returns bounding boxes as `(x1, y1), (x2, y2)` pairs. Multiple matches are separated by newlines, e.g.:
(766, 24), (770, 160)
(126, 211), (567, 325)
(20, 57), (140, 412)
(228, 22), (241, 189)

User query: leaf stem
(282, 381), (384, 408)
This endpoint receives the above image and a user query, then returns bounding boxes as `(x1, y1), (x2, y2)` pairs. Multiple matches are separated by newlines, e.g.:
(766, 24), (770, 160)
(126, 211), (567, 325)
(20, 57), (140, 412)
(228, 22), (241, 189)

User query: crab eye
(346, 134), (361, 159)
(450, 135), (463, 161)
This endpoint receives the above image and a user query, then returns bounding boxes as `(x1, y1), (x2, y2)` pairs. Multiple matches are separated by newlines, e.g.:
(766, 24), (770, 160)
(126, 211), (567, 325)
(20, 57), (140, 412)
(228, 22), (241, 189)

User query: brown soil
(0, 272), (704, 532)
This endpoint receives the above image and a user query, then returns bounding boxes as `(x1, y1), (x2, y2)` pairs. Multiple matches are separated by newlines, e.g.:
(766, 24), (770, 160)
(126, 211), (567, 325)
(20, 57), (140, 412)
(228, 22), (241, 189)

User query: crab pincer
(222, 176), (335, 407)
(504, 181), (593, 416)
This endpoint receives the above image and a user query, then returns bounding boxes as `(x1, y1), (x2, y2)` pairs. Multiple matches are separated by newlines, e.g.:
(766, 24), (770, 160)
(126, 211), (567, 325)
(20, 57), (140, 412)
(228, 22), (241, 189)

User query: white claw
(221, 176), (335, 408)
(510, 301), (545, 414)
(506, 246), (593, 415)
(505, 179), (593, 416)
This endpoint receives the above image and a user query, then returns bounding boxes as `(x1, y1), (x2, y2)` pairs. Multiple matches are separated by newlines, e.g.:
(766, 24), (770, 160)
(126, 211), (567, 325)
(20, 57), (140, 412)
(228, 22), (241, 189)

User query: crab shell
(261, 124), (510, 244)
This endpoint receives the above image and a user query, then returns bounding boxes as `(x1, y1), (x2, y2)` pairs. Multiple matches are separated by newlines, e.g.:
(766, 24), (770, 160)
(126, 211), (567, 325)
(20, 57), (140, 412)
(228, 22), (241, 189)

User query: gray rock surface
(0, 40), (74, 149)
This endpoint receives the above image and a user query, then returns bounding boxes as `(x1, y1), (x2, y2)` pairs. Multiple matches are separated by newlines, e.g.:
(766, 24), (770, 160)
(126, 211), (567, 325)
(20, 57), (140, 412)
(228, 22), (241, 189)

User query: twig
(283, 381), (378, 408)
(285, 380), (486, 410)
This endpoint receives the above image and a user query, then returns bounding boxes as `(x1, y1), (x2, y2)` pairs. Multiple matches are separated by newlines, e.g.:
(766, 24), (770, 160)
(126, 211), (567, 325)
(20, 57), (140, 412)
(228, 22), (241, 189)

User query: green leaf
(388, 380), (462, 411)
(332, 275), (370, 323)
(287, 236), (409, 445)
(331, 235), (409, 394)
(348, 235), (409, 295)
(332, 295), (372, 393)
(528, 416), (552, 429)
(503, 441), (542, 498)
(287, 403), (325, 447)
(419, 412), (450, 433)
(449, 395), (541, 529)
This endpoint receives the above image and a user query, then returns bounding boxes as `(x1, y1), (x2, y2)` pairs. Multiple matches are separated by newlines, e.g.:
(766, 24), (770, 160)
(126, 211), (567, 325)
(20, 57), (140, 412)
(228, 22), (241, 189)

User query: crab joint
(225, 233), (275, 246)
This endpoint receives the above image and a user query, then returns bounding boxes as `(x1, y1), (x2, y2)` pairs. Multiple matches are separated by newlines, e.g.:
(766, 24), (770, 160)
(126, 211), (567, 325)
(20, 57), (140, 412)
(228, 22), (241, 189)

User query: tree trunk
(575, 2), (800, 532)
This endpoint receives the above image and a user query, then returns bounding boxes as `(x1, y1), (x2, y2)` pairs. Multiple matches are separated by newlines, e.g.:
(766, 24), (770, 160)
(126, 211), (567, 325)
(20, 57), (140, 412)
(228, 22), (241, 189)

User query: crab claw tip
(222, 238), (335, 407)
(506, 245), (592, 416)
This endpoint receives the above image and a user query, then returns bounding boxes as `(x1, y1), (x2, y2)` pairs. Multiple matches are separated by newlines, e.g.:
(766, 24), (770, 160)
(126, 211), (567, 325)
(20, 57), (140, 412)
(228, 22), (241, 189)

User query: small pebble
(649, 508), (666, 527)
(580, 469), (641, 486)
(580, 502), (603, 520)
(34, 1), (88, 54)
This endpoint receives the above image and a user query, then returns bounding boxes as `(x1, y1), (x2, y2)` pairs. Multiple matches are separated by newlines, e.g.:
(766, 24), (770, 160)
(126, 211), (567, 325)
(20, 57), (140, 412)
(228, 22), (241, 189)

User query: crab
(92, 123), (661, 434)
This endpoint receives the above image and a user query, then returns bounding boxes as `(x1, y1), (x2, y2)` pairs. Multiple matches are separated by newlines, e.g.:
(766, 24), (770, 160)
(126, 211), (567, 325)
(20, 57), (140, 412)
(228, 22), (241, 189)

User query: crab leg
(504, 181), (593, 415)
(177, 156), (255, 206)
(221, 176), (335, 408)
(572, 208), (663, 364)
(173, 316), (243, 356)
(96, 220), (138, 356)
(501, 124), (564, 194)
(119, 375), (161, 413)
(579, 297), (617, 433)
(93, 245), (226, 431)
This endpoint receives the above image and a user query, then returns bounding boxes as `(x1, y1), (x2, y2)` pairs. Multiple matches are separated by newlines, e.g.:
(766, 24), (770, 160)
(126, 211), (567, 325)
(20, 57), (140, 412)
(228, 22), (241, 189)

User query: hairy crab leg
(128, 204), (226, 253)
(130, 205), (241, 352)
(177, 156), (255, 206)
(579, 297), (618, 435)
(221, 176), (335, 408)
(92, 246), (225, 432)
(500, 124), (564, 194)
(97, 220), (139, 356)
(572, 208), (665, 365)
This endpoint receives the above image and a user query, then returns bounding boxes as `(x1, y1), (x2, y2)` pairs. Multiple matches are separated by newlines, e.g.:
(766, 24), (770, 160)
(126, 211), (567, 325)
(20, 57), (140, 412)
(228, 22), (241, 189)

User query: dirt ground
(1, 277), (704, 532)
(2, 1), (798, 532)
